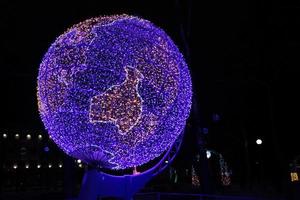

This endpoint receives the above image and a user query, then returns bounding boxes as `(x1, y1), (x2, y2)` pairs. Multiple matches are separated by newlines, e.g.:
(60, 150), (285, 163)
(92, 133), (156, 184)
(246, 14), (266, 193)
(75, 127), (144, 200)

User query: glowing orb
(37, 14), (192, 170)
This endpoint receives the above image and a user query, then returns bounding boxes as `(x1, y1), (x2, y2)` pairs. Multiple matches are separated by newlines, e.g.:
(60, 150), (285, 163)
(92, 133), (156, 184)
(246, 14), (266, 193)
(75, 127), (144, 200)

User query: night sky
(1, 0), (299, 194)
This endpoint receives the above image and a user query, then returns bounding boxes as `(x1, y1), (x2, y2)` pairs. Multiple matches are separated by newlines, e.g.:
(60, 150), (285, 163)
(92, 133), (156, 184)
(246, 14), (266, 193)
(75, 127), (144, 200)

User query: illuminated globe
(37, 14), (192, 170)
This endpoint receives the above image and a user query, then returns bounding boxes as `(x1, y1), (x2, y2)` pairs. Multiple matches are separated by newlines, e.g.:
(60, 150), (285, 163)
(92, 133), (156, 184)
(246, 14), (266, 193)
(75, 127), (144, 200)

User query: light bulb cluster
(89, 66), (144, 134)
(37, 14), (192, 170)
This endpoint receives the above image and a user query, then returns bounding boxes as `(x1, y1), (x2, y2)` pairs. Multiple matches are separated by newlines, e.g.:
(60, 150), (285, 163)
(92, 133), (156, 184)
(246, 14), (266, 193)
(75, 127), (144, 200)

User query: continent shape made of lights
(37, 14), (192, 170)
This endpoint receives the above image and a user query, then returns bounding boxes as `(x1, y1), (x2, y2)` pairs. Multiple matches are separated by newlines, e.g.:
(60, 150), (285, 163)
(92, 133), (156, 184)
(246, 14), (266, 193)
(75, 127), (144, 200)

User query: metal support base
(78, 169), (152, 200)
(78, 133), (184, 200)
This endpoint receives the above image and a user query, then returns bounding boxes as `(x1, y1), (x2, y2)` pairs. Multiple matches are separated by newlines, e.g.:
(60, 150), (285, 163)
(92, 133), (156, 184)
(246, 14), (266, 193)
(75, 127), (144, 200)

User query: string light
(37, 14), (192, 170)
(59, 164), (63, 168)
(38, 135), (43, 140)
(25, 164), (29, 169)
(15, 134), (20, 139)
(13, 164), (18, 169)
(48, 164), (52, 168)
(37, 164), (41, 169)
(3, 133), (7, 138)
(76, 159), (82, 164)
(26, 134), (31, 140)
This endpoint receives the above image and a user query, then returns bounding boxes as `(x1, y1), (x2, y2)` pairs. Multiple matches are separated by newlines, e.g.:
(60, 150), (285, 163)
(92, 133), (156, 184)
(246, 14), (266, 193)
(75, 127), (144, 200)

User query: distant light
(44, 146), (50, 152)
(38, 135), (42, 140)
(206, 150), (212, 159)
(37, 164), (41, 169)
(212, 113), (221, 122)
(165, 160), (169, 164)
(58, 164), (63, 168)
(256, 139), (263, 145)
(48, 164), (52, 168)
(291, 172), (299, 182)
(78, 163), (83, 168)
(202, 128), (209, 134)
(25, 164), (29, 169)
(13, 164), (18, 169)
(3, 133), (7, 138)
(196, 154), (200, 162)
(26, 134), (31, 140)
(15, 134), (20, 139)
(76, 159), (82, 164)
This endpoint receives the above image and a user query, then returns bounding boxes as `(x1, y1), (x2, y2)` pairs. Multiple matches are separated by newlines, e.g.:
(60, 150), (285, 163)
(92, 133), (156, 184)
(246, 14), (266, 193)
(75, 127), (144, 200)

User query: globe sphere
(37, 14), (192, 170)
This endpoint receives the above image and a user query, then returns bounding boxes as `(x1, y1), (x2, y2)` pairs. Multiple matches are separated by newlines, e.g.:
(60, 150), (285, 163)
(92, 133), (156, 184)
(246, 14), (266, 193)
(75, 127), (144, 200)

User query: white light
(38, 135), (42, 140)
(256, 139), (263, 145)
(76, 159), (82, 164)
(13, 164), (18, 169)
(165, 160), (169, 164)
(78, 163), (83, 168)
(59, 164), (63, 168)
(206, 150), (212, 159)
(15, 134), (20, 139)
(37, 164), (41, 169)
(3, 133), (7, 138)
(25, 164), (29, 169)
(48, 164), (52, 168)
(26, 134), (31, 140)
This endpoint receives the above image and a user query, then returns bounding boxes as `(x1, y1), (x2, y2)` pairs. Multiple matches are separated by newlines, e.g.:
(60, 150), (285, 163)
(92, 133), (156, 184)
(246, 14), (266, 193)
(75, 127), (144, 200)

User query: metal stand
(78, 133), (183, 200)
(78, 169), (152, 200)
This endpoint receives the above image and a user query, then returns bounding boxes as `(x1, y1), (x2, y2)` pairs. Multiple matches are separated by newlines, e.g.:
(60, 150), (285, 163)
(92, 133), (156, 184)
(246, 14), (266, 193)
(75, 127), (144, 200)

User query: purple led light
(37, 14), (192, 170)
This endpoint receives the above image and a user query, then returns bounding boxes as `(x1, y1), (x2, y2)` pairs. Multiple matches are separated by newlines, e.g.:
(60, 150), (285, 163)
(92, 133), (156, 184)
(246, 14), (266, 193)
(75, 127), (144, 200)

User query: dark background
(1, 0), (300, 199)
